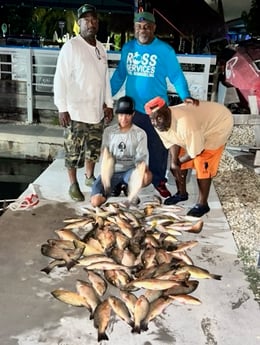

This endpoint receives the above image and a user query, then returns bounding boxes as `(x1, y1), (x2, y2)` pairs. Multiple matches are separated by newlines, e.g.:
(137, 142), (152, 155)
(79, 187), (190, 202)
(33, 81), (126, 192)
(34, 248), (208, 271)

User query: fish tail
(211, 273), (222, 280)
(128, 320), (135, 328)
(98, 332), (109, 342)
(131, 325), (141, 334)
(140, 321), (148, 332)
(40, 267), (51, 275)
(66, 259), (78, 271)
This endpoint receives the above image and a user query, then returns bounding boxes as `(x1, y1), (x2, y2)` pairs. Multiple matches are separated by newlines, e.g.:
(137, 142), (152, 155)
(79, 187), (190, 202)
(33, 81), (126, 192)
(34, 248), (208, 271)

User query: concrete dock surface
(0, 156), (259, 345)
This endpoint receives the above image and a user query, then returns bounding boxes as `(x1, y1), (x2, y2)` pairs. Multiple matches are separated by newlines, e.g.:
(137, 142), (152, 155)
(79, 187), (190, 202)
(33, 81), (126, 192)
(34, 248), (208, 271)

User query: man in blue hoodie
(111, 11), (198, 198)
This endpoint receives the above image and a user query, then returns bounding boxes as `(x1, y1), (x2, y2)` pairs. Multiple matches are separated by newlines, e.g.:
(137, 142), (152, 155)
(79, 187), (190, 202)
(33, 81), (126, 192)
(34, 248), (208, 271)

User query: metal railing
(0, 46), (217, 123)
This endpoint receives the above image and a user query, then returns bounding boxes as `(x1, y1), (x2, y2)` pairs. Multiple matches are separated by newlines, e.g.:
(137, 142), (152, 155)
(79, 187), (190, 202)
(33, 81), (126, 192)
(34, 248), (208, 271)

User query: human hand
(58, 112), (71, 127)
(104, 107), (113, 124)
(170, 160), (183, 182)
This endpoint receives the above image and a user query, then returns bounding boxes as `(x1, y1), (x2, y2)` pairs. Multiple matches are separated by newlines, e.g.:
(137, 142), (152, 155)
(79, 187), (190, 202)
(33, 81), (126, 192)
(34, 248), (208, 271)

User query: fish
(63, 217), (87, 223)
(176, 265), (222, 280)
(170, 240), (199, 253)
(93, 299), (111, 342)
(120, 291), (137, 315)
(77, 254), (115, 267)
(187, 219), (204, 233)
(51, 289), (89, 308)
(76, 280), (100, 319)
(41, 243), (79, 270)
(84, 269), (107, 297)
(128, 278), (183, 291)
(127, 161), (146, 203)
(73, 239), (104, 256)
(142, 297), (173, 330)
(132, 295), (150, 333)
(121, 248), (137, 267)
(108, 296), (134, 327)
(85, 261), (130, 272)
(104, 269), (132, 289)
(63, 219), (93, 230)
(41, 259), (66, 274)
(154, 223), (182, 236)
(109, 215), (134, 238)
(163, 280), (199, 296)
(115, 231), (129, 250)
(95, 227), (116, 251)
(168, 294), (202, 305)
(54, 228), (80, 241)
(141, 247), (157, 269)
(46, 239), (76, 250)
(143, 234), (160, 248)
(144, 289), (163, 303)
(119, 209), (141, 228)
(170, 251), (194, 265)
(155, 267), (190, 281)
(155, 248), (174, 264)
(101, 146), (115, 195)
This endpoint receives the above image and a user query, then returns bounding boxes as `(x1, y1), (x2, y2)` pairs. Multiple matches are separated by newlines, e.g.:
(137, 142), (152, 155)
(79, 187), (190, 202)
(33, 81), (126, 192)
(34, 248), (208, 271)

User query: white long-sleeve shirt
(53, 35), (113, 124)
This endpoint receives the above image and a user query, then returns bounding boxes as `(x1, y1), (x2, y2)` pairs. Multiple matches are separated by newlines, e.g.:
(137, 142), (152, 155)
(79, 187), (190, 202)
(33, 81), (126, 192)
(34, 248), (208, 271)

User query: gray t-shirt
(102, 123), (149, 172)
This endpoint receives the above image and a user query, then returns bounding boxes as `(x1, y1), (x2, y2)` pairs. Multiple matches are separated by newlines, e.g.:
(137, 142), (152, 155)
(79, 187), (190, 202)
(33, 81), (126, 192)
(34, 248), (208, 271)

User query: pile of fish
(40, 199), (222, 342)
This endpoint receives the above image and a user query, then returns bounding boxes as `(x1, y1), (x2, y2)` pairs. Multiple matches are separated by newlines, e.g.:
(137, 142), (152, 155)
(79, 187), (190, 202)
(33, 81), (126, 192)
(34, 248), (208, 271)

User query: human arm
(103, 105), (113, 125)
(169, 144), (192, 181)
(110, 46), (128, 96)
(103, 53), (114, 124)
(53, 43), (71, 116)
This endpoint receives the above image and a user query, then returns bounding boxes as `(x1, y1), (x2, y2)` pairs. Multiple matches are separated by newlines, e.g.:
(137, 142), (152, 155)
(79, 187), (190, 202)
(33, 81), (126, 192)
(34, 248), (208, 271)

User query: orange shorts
(179, 146), (225, 179)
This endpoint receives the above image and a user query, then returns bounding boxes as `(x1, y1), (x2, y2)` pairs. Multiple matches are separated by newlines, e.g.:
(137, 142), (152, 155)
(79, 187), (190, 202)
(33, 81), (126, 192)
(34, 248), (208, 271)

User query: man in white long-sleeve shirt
(53, 3), (113, 201)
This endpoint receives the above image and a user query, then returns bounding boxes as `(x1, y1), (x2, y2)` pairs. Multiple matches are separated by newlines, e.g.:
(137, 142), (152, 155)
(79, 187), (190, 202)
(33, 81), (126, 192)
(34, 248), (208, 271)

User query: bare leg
(197, 178), (211, 205)
(68, 167), (77, 184)
(85, 159), (95, 178)
(173, 168), (188, 195)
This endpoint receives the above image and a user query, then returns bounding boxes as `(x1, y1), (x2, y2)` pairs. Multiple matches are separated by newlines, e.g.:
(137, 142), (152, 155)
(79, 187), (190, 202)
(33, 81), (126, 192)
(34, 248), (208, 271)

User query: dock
(0, 150), (259, 344)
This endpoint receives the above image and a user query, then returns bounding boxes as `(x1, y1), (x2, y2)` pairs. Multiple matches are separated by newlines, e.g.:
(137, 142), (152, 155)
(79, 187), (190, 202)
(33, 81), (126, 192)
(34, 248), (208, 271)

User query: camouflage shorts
(64, 120), (104, 169)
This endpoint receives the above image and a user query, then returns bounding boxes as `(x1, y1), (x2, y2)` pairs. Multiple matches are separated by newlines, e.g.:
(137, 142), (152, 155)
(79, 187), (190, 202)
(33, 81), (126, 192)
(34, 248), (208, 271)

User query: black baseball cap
(115, 96), (135, 114)
(77, 4), (97, 19)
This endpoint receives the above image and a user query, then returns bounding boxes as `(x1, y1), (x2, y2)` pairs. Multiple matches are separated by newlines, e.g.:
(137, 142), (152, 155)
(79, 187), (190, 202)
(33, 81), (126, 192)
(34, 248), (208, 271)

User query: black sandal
(164, 192), (188, 205)
(187, 203), (210, 217)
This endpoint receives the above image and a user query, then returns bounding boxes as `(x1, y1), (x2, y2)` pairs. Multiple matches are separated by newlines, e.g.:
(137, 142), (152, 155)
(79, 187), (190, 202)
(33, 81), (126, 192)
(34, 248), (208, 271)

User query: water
(0, 158), (50, 213)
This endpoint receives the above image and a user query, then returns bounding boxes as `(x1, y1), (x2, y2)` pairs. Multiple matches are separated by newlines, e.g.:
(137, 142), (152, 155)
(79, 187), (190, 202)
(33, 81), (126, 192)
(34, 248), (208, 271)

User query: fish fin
(97, 332), (109, 342)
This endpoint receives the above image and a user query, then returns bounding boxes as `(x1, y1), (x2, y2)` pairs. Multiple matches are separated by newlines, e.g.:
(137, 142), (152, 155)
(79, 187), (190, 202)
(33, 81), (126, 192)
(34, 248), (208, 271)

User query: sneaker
(111, 183), (128, 197)
(187, 203), (210, 217)
(121, 184), (128, 197)
(69, 182), (85, 202)
(110, 183), (122, 197)
(155, 181), (171, 198)
(85, 175), (96, 187)
(164, 192), (188, 205)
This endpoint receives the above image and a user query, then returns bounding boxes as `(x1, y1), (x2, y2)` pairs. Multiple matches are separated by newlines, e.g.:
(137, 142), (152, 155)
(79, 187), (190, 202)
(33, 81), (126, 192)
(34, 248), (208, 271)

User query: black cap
(77, 4), (97, 19)
(115, 96), (135, 114)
